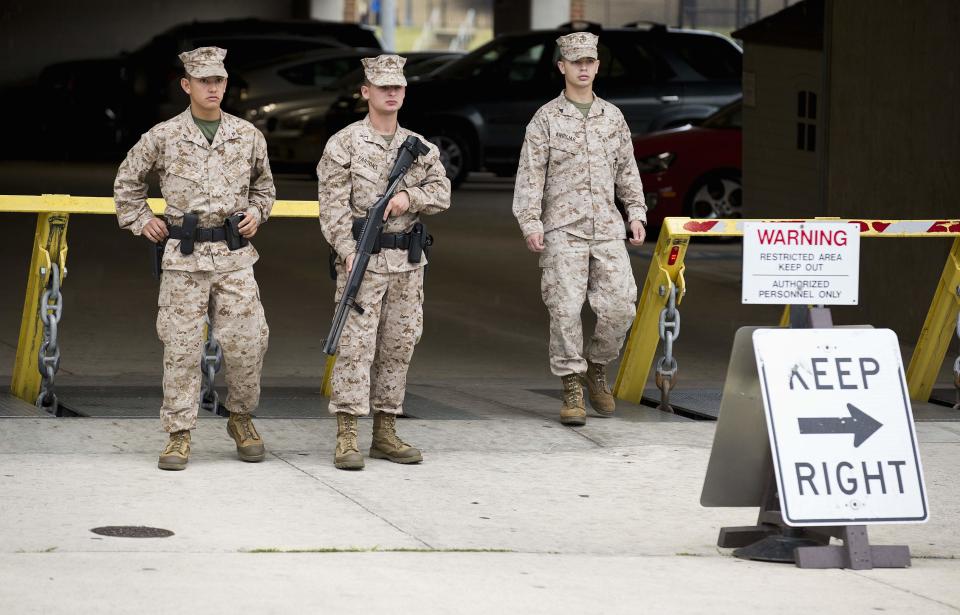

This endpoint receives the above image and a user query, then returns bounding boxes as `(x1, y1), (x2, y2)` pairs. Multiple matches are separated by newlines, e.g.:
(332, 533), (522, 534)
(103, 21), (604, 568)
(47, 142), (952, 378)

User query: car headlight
(636, 152), (676, 173)
(244, 103), (277, 121)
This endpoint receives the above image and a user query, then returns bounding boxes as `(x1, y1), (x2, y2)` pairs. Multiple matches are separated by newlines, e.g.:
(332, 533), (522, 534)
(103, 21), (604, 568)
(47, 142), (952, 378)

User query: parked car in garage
(36, 19), (381, 157)
(632, 97), (742, 226)
(324, 22), (742, 187)
(237, 52), (463, 168)
(223, 47), (383, 109)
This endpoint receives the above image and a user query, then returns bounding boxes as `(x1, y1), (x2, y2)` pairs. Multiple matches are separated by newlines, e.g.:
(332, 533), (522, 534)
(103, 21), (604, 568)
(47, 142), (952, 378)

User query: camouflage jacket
(113, 108), (275, 272)
(317, 116), (451, 274)
(512, 93), (647, 240)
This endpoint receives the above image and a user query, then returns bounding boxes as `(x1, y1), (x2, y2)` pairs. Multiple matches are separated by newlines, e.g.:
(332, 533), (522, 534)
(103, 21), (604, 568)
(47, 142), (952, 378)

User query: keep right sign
(753, 328), (929, 526)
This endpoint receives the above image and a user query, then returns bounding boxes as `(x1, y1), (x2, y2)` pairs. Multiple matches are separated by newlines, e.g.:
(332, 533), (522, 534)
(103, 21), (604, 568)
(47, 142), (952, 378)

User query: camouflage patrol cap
(556, 32), (599, 61)
(178, 47), (228, 79)
(361, 54), (407, 87)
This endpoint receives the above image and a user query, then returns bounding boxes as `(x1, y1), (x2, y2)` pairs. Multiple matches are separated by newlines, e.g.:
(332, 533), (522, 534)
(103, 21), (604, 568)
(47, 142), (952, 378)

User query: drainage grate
(90, 526), (174, 538)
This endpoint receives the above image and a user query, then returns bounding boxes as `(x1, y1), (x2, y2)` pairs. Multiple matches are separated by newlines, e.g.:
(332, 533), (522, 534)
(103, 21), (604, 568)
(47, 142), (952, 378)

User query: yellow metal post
(614, 220), (689, 402)
(907, 237), (960, 401)
(11, 210), (70, 403)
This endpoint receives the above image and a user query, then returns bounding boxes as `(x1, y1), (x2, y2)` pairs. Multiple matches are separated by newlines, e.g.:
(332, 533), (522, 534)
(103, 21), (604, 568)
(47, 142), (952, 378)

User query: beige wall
(741, 44), (822, 219)
(824, 0), (960, 341)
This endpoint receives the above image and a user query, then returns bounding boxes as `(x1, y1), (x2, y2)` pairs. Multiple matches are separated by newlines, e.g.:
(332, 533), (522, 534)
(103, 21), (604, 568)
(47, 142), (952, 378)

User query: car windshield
(278, 56), (360, 87)
(660, 33), (741, 80)
(436, 37), (549, 80)
(700, 99), (742, 128)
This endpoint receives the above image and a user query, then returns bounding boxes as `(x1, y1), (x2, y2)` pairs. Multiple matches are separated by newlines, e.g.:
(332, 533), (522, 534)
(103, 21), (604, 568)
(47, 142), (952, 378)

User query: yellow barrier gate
(4, 198), (958, 413)
(615, 217), (960, 409)
(2, 194), (337, 408)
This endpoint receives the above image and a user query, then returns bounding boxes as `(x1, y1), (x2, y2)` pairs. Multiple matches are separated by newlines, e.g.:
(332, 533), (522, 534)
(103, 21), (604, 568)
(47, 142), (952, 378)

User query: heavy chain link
(36, 263), (64, 416)
(654, 284), (681, 413)
(199, 314), (227, 417)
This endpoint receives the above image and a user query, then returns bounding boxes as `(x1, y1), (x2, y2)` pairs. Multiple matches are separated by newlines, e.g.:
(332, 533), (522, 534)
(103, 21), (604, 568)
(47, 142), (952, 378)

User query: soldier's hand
(384, 191), (411, 220)
(525, 233), (545, 253)
(629, 220), (646, 246)
(345, 253), (355, 275)
(142, 218), (169, 243)
(238, 214), (259, 238)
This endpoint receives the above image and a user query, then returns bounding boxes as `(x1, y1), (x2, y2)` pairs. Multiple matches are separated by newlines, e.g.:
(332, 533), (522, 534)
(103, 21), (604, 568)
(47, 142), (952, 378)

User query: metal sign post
(701, 221), (926, 569)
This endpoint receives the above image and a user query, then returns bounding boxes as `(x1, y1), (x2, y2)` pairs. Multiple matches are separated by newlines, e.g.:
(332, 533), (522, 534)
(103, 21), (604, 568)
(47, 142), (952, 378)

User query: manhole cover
(90, 526), (174, 538)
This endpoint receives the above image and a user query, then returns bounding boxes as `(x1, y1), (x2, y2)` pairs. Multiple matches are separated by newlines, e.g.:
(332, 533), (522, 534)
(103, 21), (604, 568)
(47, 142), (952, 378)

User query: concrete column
(570, 0), (585, 21)
(381, 0), (397, 50)
(310, 0), (346, 21)
(532, 0), (571, 29)
(343, 0), (359, 22)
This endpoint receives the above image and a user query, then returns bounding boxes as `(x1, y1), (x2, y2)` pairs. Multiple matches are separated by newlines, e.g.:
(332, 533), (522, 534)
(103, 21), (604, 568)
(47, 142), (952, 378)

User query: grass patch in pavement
(245, 547), (513, 554)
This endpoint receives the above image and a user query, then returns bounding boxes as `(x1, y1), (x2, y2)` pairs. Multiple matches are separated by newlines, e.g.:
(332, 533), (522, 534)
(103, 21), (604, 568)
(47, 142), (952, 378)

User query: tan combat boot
(560, 374), (587, 426)
(370, 412), (423, 464)
(227, 412), (266, 462)
(158, 430), (191, 471)
(335, 413), (364, 470)
(581, 361), (616, 417)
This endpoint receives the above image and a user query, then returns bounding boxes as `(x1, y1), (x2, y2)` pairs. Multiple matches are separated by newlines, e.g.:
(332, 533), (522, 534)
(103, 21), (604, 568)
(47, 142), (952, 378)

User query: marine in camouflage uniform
(113, 47), (275, 469)
(513, 32), (648, 426)
(318, 54), (451, 470)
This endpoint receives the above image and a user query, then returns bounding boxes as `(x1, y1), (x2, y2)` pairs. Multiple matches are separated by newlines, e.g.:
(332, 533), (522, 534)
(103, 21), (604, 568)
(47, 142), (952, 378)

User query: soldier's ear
(180, 77), (191, 95)
(557, 60), (566, 75)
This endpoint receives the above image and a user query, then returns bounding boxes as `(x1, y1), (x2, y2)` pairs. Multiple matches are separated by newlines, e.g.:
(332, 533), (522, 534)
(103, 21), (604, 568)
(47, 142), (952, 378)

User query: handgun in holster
(179, 213), (199, 255)
(151, 239), (167, 280)
(408, 222), (434, 264)
(224, 213), (249, 251)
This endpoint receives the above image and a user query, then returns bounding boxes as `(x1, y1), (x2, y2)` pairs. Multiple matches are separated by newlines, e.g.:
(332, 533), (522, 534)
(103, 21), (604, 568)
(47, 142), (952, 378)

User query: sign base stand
(716, 307), (913, 569)
(719, 470), (911, 568)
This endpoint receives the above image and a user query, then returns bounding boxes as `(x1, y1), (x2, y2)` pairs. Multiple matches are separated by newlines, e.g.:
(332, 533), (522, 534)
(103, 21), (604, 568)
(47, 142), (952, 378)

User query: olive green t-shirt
(565, 95), (594, 118)
(193, 115), (221, 144)
(380, 133), (396, 147)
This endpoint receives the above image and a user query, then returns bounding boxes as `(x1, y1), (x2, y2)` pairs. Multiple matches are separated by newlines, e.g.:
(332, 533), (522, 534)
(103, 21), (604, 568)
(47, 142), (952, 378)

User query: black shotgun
(323, 135), (431, 355)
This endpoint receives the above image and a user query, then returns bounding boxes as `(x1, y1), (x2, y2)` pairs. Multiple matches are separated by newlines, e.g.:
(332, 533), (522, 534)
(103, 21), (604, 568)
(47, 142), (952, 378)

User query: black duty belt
(168, 225), (227, 242)
(378, 232), (412, 250)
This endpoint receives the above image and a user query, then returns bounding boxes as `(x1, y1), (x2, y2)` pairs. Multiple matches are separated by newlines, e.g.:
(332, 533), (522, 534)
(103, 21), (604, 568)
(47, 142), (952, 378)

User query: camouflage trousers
(328, 266), (424, 416)
(156, 267), (269, 432)
(539, 231), (637, 376)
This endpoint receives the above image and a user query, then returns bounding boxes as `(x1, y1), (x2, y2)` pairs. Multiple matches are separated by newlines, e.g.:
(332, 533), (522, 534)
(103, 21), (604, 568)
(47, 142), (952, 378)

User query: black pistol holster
(178, 213), (199, 255)
(151, 239), (167, 280)
(224, 213), (249, 251)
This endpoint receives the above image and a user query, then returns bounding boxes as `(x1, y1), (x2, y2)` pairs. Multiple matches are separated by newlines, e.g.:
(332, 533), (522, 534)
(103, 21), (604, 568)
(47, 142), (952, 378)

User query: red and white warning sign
(742, 221), (860, 305)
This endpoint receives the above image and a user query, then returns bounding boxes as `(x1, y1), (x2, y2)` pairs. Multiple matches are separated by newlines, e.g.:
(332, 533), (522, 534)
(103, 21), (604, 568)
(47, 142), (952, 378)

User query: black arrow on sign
(797, 403), (883, 448)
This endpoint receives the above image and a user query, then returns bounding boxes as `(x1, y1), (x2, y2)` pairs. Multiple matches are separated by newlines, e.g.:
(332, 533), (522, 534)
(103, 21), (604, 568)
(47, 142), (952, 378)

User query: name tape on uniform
(742, 222), (860, 305)
(753, 328), (928, 526)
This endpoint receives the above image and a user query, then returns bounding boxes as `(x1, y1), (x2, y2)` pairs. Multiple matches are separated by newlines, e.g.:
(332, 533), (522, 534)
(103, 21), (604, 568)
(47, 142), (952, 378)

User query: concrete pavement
(2, 408), (959, 614)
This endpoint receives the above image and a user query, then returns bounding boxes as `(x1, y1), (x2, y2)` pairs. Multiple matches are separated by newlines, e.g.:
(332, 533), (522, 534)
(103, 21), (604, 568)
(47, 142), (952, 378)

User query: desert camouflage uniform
(114, 108), (275, 431)
(318, 116), (450, 416)
(513, 93), (647, 376)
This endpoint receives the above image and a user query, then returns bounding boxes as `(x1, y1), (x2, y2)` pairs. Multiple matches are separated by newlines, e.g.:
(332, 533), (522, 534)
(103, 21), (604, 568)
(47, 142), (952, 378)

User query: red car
(632, 99), (742, 227)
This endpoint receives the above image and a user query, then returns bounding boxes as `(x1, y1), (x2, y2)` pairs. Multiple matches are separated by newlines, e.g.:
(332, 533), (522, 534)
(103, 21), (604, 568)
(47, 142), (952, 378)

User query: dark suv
(325, 22), (741, 186)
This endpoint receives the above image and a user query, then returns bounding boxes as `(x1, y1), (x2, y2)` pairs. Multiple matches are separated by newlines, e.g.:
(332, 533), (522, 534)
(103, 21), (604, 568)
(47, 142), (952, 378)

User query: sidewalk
(2, 381), (959, 614)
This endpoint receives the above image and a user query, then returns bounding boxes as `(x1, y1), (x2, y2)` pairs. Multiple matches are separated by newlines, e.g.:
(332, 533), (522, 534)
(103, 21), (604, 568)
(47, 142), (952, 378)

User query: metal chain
(654, 284), (681, 413)
(36, 263), (64, 416)
(199, 314), (227, 417)
(953, 310), (959, 410)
